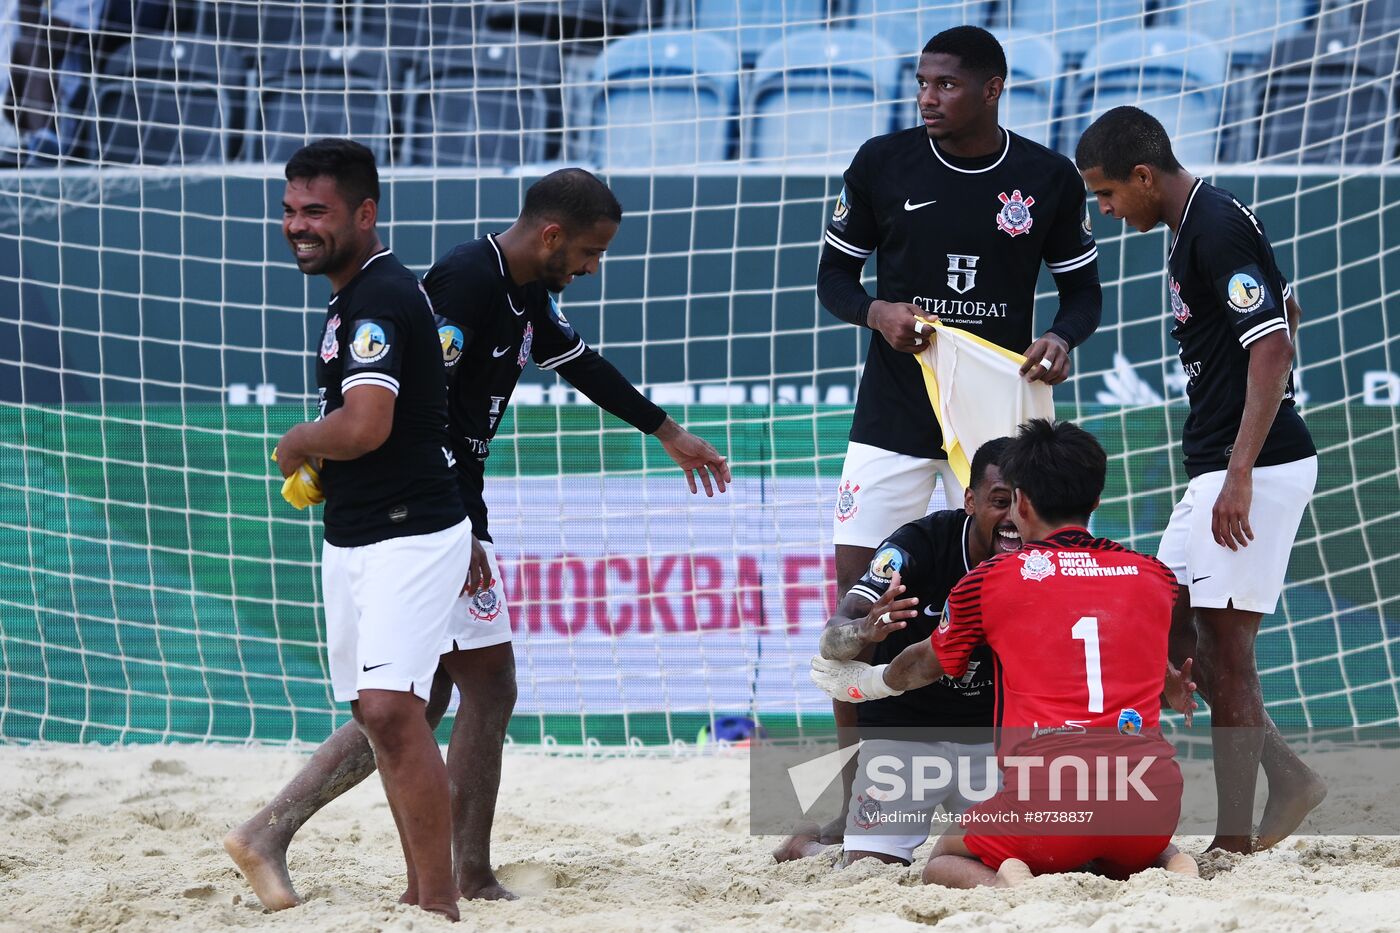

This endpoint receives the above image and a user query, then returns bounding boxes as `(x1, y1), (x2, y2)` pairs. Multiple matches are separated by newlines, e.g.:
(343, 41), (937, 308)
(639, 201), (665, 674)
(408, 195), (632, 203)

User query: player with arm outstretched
(812, 420), (1199, 886)
(773, 438), (1018, 867)
(224, 168), (729, 910)
(1076, 107), (1325, 853)
(817, 26), (1101, 841)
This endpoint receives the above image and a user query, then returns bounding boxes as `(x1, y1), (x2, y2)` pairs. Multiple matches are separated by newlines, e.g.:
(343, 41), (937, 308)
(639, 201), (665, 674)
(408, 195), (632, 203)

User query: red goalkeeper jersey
(933, 527), (1179, 756)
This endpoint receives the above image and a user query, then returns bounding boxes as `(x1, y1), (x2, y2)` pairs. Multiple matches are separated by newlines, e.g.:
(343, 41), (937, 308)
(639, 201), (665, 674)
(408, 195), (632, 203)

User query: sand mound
(2, 745), (1397, 932)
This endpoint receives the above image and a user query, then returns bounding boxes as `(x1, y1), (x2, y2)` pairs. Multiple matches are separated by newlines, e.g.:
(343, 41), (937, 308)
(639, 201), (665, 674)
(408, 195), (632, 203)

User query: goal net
(1, 0), (1396, 747)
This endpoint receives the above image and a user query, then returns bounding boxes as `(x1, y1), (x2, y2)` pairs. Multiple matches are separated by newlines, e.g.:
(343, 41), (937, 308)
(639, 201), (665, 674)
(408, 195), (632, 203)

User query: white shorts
(1157, 456), (1317, 615)
(832, 442), (963, 549)
(442, 540), (514, 652)
(844, 739), (998, 863)
(322, 518), (473, 703)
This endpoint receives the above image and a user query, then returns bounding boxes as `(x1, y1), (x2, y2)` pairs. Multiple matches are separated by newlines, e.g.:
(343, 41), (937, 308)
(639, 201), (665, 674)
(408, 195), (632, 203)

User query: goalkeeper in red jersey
(812, 420), (1198, 886)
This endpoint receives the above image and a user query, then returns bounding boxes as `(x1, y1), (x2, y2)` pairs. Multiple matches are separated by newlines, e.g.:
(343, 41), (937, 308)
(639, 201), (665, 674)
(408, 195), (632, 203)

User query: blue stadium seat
(694, 0), (831, 64)
(1155, 0), (1310, 58)
(255, 46), (393, 164)
(400, 32), (564, 167)
(745, 29), (902, 164)
(1252, 28), (1399, 165)
(1071, 28), (1227, 164)
(587, 30), (741, 168)
(844, 0), (996, 56)
(1009, 0), (1146, 61)
(996, 30), (1059, 149)
(91, 36), (233, 164)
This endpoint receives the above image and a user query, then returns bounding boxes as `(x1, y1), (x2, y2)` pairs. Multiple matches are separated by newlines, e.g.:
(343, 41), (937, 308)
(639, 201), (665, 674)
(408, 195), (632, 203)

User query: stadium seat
(91, 36), (232, 164)
(1154, 0), (1310, 58)
(255, 46), (393, 164)
(694, 0), (831, 64)
(190, 0), (342, 50)
(1252, 29), (1399, 165)
(1009, 0), (1146, 62)
(479, 0), (663, 39)
(400, 31), (564, 167)
(996, 30), (1059, 149)
(745, 29), (902, 165)
(1070, 28), (1227, 164)
(844, 0), (996, 56)
(586, 30), (740, 168)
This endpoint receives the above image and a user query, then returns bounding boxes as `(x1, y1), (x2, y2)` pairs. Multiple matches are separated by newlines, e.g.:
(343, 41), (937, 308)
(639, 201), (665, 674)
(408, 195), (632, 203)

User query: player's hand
(655, 417), (731, 496)
(461, 534), (493, 596)
(273, 425), (308, 478)
(867, 300), (929, 353)
(1164, 657), (1199, 727)
(855, 571), (918, 644)
(809, 657), (905, 703)
(1020, 333), (1071, 384)
(1212, 471), (1254, 550)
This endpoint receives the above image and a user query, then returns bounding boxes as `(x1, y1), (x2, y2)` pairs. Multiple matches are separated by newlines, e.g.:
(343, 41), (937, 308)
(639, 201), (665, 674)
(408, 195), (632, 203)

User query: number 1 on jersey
(1071, 616), (1104, 713)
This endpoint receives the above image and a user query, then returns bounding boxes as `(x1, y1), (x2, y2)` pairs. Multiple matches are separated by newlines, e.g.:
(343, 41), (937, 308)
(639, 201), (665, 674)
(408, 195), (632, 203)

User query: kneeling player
(812, 420), (1198, 885)
(775, 438), (1017, 866)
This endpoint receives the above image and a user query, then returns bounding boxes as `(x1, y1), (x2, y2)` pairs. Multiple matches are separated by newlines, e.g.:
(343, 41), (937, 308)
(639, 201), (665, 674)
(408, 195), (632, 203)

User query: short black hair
(970, 436), (1012, 491)
(284, 137), (380, 208)
(1075, 106), (1183, 181)
(521, 168), (623, 230)
(999, 419), (1106, 525)
(922, 25), (1007, 80)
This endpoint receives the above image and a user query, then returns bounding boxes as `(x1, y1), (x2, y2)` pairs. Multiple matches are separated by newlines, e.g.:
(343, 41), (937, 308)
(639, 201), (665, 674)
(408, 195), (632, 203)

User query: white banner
(483, 475), (951, 716)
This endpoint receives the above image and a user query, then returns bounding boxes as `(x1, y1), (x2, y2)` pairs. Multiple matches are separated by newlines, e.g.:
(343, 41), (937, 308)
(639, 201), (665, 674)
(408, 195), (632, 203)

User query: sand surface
(2, 744), (1399, 932)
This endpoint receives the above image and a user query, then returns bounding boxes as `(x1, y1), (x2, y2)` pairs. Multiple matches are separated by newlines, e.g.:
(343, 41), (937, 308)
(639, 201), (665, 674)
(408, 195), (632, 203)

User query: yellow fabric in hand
(271, 450), (324, 509)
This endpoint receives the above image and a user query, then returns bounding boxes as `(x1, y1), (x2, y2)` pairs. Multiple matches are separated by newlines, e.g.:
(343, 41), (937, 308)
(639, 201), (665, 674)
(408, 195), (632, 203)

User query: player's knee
(355, 693), (421, 744)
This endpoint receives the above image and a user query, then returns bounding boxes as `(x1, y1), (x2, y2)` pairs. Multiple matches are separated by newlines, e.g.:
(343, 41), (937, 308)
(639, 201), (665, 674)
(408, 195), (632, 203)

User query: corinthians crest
(469, 587), (502, 622)
(835, 479), (859, 523)
(320, 314), (340, 363)
(1169, 276), (1191, 323)
(1019, 549), (1056, 582)
(996, 189), (1035, 237)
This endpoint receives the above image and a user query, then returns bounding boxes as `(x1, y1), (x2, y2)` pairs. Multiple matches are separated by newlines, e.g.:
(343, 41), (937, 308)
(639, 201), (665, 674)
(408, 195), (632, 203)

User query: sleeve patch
(438, 324), (464, 368)
(349, 320), (393, 365)
(1219, 265), (1276, 317)
(830, 185), (851, 231)
(869, 545), (904, 582)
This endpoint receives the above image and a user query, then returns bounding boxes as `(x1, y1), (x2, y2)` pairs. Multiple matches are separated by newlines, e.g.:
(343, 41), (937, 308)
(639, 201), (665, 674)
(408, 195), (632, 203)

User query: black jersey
(1166, 180), (1315, 477)
(313, 249), (464, 548)
(824, 127), (1098, 459)
(425, 234), (604, 542)
(846, 509), (995, 736)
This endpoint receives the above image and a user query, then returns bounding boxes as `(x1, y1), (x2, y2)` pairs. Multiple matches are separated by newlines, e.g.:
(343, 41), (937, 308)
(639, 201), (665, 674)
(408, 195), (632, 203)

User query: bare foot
(417, 898), (461, 922)
(817, 814), (845, 847)
(772, 821), (828, 863)
(223, 824), (301, 911)
(458, 869), (518, 901)
(1206, 834), (1254, 854)
(399, 887), (417, 905)
(1164, 851), (1199, 877)
(994, 858), (1033, 887)
(1258, 768), (1328, 850)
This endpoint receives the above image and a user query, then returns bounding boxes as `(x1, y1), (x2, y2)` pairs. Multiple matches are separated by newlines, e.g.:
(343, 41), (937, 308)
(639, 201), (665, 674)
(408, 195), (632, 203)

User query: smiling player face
(282, 175), (370, 280)
(916, 52), (998, 142)
(540, 218), (619, 293)
(966, 463), (1021, 556)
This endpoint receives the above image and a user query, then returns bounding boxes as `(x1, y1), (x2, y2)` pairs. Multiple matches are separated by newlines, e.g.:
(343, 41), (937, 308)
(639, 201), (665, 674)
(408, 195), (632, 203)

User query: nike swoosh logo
(492, 346), (511, 358)
(923, 604), (940, 616)
(904, 198), (938, 211)
(1192, 575), (1212, 584)
(362, 662), (391, 672)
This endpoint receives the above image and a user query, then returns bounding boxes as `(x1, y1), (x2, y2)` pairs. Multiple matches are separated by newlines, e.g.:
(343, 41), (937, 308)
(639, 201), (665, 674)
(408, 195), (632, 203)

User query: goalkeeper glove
(271, 449), (323, 509)
(809, 657), (904, 703)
